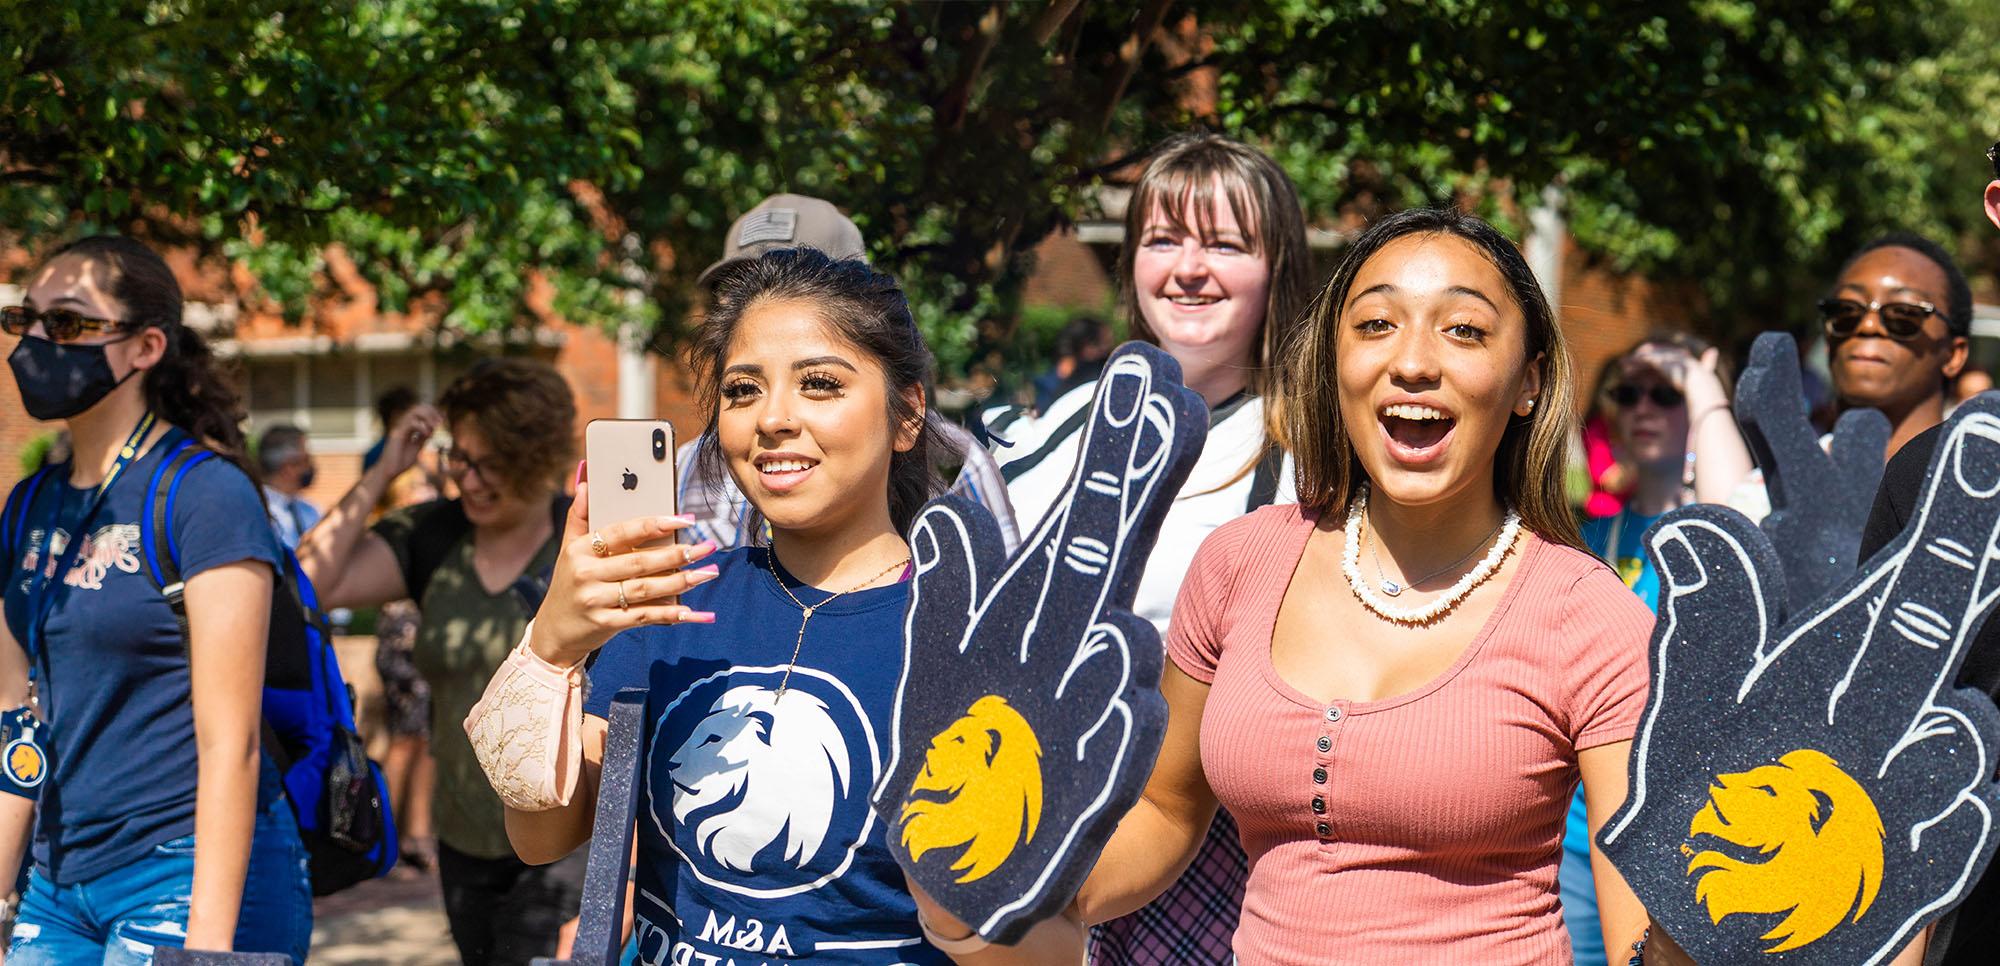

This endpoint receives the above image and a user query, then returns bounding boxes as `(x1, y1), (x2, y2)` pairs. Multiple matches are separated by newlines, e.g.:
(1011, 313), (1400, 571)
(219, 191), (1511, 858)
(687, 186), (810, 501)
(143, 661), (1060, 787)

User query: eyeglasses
(1987, 139), (1998, 180)
(1607, 383), (1684, 409)
(1, 305), (138, 342)
(435, 446), (495, 486)
(1817, 297), (1940, 342)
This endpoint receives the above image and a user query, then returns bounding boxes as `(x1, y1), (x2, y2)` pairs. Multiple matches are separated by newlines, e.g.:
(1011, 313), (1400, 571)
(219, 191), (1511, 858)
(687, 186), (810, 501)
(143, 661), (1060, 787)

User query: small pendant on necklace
(802, 606), (815, 618)
(1382, 580), (1403, 597)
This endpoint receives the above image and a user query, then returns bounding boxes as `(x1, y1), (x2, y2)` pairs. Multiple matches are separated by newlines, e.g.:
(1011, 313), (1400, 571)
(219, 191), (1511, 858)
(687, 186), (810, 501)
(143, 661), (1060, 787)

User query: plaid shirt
(1089, 810), (1246, 965)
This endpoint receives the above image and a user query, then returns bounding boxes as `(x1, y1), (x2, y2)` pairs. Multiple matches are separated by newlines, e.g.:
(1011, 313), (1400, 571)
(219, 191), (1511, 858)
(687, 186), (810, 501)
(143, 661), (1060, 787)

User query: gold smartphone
(584, 419), (680, 560)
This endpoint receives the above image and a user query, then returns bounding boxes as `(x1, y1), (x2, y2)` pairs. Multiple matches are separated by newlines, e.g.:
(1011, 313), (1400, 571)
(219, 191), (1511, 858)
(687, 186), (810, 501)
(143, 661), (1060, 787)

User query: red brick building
(0, 221), (1665, 502)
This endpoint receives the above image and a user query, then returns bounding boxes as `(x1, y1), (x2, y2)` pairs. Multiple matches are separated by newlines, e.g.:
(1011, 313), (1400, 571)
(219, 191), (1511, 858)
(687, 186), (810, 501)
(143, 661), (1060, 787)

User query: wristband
(464, 621), (588, 811)
(917, 908), (992, 956)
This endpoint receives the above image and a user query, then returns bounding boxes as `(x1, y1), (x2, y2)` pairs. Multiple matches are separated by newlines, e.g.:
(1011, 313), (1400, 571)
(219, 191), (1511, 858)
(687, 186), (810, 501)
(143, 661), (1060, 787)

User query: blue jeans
(9, 792), (312, 964)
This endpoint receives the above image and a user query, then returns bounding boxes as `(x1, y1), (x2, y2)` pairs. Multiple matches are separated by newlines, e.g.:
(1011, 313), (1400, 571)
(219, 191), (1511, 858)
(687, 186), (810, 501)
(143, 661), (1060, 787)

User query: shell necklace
(1341, 484), (1521, 625)
(771, 551), (910, 696)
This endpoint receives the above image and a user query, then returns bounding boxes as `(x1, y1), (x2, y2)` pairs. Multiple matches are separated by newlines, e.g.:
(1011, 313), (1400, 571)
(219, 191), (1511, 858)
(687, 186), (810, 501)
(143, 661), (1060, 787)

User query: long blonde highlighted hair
(1285, 208), (1584, 552)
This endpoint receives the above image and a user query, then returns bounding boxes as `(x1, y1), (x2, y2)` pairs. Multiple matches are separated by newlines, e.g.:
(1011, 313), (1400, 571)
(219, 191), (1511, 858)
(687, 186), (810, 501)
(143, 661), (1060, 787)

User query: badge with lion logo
(0, 706), (43, 793)
(1600, 397), (2000, 965)
(874, 343), (1205, 944)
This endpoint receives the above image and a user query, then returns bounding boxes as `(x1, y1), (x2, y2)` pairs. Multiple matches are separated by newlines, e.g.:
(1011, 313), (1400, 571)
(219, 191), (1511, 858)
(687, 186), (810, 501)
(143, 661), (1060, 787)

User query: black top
(1860, 422), (1998, 964)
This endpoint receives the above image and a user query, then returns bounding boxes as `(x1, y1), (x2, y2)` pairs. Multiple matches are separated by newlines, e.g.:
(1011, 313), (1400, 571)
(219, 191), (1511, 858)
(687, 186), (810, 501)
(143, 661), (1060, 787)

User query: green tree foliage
(4, 0), (1994, 371)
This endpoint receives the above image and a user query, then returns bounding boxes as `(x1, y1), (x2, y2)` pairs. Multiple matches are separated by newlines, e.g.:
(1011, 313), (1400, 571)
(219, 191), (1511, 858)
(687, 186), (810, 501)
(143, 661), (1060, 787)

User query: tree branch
(937, 2), (1007, 132)
(1032, 0), (1087, 46)
(1092, 0), (1174, 136)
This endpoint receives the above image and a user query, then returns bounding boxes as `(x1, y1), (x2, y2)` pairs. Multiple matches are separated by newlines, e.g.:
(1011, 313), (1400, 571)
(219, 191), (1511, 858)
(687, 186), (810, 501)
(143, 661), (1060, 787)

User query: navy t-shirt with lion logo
(585, 547), (949, 966)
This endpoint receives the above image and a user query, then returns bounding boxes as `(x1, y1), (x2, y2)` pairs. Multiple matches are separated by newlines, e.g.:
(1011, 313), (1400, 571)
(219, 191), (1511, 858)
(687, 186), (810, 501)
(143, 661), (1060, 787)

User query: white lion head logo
(664, 685), (851, 873)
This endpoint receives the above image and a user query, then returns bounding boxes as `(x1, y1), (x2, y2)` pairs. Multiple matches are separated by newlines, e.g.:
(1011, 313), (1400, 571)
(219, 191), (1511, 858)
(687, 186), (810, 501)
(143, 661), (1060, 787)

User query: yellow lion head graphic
(1685, 748), (1885, 953)
(899, 694), (1043, 883)
(6, 742), (42, 785)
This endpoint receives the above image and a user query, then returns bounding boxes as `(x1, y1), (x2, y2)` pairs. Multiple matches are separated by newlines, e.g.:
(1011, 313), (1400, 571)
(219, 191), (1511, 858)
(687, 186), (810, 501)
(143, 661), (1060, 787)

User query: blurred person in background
(1952, 366), (1992, 406)
(1579, 357), (1633, 520)
(298, 358), (582, 965)
(1821, 232), (1971, 459)
(1032, 314), (1115, 414)
(372, 468), (441, 877)
(985, 130), (1314, 965)
(0, 236), (311, 962)
(362, 386), (421, 473)
(257, 424), (320, 551)
(1561, 332), (1753, 965)
(1834, 137), (2000, 966)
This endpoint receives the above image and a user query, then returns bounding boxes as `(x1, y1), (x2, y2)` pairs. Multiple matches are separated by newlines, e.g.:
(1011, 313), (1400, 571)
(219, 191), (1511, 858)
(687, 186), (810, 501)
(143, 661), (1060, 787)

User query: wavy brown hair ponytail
(52, 236), (251, 469)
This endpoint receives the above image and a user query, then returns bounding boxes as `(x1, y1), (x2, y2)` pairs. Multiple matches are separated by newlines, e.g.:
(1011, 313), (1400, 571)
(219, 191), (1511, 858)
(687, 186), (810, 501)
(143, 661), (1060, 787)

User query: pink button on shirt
(1168, 505), (1654, 965)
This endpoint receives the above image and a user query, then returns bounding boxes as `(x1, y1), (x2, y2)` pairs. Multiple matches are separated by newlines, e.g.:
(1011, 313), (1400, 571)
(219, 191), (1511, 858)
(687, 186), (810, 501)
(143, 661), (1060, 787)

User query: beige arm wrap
(464, 621), (587, 812)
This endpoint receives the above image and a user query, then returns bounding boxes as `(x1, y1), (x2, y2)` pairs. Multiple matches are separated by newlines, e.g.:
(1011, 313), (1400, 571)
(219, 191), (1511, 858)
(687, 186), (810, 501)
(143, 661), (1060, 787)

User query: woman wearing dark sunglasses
(0, 237), (312, 962)
(1821, 232), (1971, 459)
(1562, 332), (1752, 966)
(295, 358), (589, 965)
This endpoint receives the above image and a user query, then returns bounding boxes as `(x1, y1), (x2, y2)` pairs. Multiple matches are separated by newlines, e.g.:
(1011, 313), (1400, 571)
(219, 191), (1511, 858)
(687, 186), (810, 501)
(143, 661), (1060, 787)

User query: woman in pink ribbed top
(913, 208), (1655, 965)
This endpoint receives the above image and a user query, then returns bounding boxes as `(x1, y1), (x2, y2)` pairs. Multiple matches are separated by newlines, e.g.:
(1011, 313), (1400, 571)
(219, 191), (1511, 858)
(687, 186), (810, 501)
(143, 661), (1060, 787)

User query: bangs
(1132, 162), (1267, 255)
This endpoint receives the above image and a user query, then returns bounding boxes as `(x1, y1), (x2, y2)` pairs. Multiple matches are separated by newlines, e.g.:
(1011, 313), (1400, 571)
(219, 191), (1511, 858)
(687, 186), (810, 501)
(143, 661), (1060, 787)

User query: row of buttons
(1314, 706), (1343, 839)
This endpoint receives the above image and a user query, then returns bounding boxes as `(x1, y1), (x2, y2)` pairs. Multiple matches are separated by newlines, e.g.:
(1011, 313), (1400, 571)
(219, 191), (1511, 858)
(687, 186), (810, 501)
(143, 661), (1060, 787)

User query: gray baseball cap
(696, 193), (867, 287)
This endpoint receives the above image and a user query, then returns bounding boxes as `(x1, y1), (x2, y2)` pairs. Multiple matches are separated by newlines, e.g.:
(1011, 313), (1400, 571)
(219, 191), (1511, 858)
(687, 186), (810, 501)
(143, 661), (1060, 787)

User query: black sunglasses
(1607, 383), (1684, 409)
(1817, 297), (1940, 342)
(1987, 139), (1999, 180)
(1, 305), (139, 342)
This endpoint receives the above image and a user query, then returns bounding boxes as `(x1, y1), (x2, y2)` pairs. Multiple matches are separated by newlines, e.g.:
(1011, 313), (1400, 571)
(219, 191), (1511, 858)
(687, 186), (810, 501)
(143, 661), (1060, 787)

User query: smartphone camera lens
(652, 428), (667, 461)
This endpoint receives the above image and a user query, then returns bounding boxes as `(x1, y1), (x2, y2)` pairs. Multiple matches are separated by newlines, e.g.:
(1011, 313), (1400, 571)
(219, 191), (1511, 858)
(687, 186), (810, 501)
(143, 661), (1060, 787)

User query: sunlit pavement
(309, 870), (458, 965)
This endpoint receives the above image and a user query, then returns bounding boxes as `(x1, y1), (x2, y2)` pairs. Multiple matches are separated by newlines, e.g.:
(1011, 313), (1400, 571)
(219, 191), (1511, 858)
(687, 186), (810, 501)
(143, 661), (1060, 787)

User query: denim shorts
(9, 792), (313, 965)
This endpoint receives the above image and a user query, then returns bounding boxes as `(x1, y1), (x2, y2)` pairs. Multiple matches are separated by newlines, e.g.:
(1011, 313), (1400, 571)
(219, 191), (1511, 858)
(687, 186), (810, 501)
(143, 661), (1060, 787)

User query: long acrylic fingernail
(687, 564), (721, 582)
(683, 611), (717, 624)
(574, 460), (587, 486)
(686, 539), (718, 559)
(669, 513), (697, 523)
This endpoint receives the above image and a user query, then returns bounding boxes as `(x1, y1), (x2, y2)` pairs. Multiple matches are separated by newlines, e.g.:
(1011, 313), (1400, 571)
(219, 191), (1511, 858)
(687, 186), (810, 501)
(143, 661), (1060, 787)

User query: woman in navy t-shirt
(481, 249), (960, 964)
(0, 237), (311, 962)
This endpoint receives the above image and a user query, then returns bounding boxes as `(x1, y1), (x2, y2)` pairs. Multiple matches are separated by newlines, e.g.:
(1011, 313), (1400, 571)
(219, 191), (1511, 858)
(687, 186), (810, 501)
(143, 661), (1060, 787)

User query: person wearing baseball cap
(678, 193), (1021, 553)
(695, 194), (870, 288)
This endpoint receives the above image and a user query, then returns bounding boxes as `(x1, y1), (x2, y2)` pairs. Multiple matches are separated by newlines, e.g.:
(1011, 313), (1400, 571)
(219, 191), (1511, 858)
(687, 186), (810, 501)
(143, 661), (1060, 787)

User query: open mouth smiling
(1378, 401), (1457, 464)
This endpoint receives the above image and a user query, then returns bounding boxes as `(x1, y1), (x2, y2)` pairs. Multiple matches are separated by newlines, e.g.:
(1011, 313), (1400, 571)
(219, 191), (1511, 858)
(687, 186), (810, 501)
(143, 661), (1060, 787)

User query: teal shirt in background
(1563, 507), (1665, 965)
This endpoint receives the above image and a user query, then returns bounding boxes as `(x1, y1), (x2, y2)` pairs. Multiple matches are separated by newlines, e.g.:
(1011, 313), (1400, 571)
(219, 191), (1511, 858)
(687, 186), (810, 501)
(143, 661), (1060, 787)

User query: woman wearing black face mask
(0, 237), (311, 963)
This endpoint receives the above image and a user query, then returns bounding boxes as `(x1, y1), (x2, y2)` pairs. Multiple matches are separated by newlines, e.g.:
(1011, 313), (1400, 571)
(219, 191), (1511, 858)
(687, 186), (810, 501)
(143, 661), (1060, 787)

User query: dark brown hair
(438, 357), (577, 499)
(49, 236), (250, 467)
(689, 248), (952, 535)
(1286, 208), (1584, 552)
(1118, 132), (1314, 449)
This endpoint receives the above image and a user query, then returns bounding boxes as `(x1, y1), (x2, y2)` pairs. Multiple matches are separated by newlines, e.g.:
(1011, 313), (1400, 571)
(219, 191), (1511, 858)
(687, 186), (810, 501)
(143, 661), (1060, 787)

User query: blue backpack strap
(141, 436), (210, 638)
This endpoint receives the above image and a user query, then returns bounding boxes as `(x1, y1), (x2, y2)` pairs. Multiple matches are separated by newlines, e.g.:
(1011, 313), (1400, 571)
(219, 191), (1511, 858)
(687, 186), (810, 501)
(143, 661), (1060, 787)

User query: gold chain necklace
(771, 552), (910, 696)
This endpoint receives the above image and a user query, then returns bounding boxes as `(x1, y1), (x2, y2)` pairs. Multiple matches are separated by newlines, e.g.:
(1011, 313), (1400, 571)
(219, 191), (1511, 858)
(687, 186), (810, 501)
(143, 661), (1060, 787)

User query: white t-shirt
(985, 381), (1294, 634)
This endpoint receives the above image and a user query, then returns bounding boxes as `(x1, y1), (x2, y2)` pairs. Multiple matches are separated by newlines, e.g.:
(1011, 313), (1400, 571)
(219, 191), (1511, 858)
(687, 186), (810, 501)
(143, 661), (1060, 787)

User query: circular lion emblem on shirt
(649, 666), (880, 899)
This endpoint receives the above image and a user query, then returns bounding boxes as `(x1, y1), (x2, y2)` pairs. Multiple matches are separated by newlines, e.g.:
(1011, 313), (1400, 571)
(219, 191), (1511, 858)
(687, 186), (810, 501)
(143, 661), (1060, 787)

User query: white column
(615, 233), (655, 419)
(1525, 183), (1565, 318)
(617, 322), (655, 418)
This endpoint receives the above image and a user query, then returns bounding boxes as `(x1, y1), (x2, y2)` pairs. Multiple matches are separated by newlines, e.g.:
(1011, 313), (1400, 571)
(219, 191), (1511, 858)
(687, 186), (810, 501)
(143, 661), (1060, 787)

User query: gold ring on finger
(590, 532), (610, 557)
(617, 580), (630, 610)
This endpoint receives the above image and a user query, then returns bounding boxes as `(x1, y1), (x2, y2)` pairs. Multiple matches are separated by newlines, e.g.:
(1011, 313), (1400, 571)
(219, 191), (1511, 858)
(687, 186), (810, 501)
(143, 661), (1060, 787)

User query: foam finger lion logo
(872, 343), (1206, 944)
(1600, 396), (2000, 964)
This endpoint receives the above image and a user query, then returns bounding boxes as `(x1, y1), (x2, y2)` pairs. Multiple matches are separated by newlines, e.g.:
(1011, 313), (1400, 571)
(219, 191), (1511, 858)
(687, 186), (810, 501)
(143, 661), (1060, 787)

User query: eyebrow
(722, 355), (861, 377)
(1346, 283), (1501, 313)
(1835, 282), (1933, 301)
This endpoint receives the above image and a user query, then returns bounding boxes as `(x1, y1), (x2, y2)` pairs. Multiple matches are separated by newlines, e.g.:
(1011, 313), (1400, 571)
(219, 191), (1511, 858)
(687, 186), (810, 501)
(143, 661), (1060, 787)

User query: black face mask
(8, 334), (141, 421)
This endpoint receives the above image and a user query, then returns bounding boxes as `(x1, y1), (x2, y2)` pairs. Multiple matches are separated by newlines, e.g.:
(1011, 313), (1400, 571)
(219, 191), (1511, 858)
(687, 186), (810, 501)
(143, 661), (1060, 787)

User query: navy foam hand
(1600, 396), (2000, 965)
(872, 343), (1206, 945)
(1732, 330), (1890, 610)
